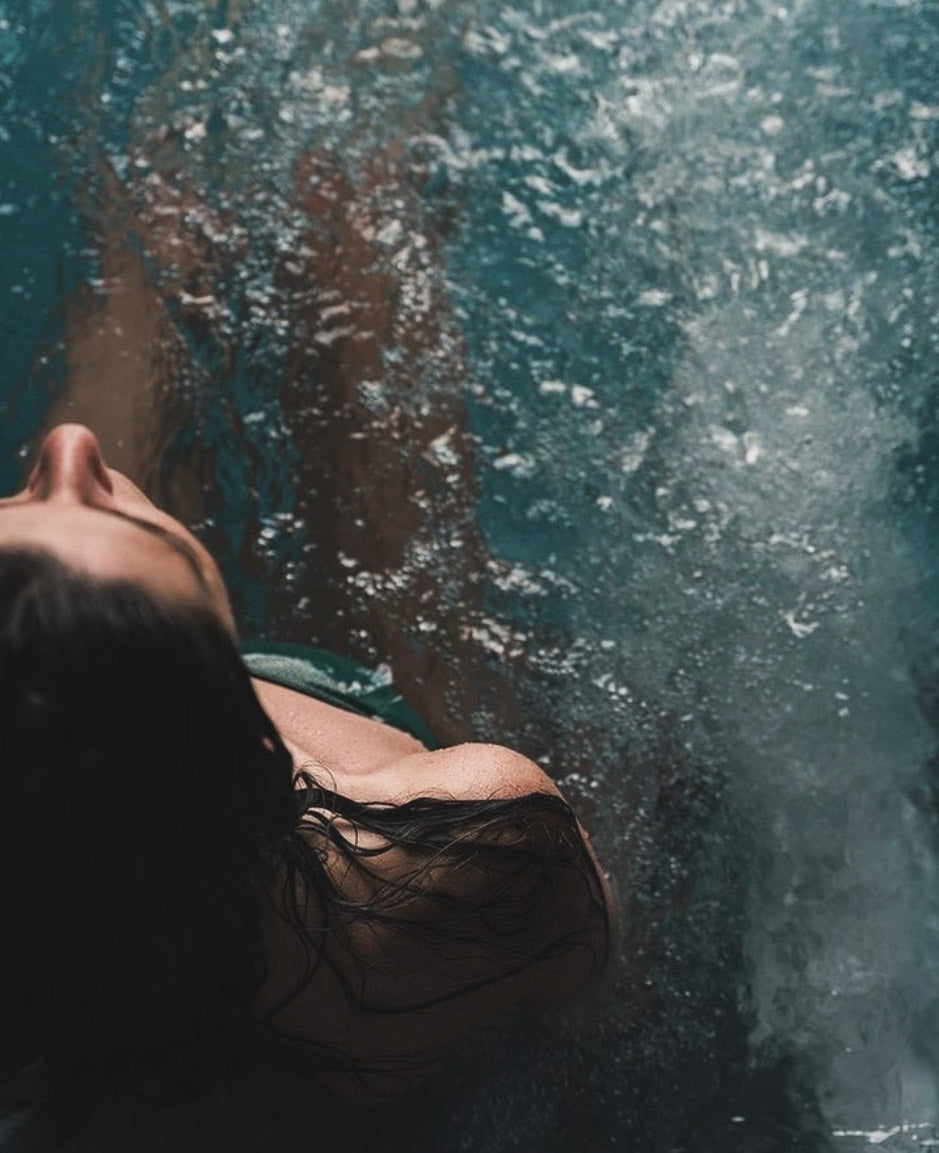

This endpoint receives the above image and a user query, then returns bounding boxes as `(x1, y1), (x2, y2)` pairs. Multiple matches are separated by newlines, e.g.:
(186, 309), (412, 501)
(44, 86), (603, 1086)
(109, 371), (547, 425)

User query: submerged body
(0, 423), (613, 1112)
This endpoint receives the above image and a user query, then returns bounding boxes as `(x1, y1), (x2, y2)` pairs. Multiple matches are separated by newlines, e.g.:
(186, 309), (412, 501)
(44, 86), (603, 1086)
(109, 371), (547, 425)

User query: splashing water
(2, 0), (939, 1149)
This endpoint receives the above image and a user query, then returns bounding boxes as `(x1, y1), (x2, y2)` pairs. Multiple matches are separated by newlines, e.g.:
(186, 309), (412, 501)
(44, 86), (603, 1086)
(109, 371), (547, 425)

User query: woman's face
(0, 424), (236, 633)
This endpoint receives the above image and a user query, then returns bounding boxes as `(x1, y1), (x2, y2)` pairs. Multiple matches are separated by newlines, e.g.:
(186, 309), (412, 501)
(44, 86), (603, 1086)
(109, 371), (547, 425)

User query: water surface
(2, 1), (939, 1149)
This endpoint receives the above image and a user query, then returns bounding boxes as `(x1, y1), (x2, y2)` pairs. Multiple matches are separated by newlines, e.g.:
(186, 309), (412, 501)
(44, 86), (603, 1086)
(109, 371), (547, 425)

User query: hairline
(0, 504), (212, 595)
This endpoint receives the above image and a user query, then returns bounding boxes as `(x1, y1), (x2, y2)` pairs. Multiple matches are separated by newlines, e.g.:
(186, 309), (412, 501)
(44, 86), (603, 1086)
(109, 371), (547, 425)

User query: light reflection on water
(2, 0), (939, 1148)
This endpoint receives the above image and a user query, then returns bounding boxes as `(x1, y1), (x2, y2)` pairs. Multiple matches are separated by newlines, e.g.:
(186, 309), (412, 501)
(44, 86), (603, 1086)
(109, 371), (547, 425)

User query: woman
(0, 424), (613, 1124)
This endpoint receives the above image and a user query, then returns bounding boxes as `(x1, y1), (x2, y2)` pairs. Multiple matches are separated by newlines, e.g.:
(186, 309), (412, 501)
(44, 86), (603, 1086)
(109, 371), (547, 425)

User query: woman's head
(0, 423), (236, 634)
(0, 428), (299, 1109)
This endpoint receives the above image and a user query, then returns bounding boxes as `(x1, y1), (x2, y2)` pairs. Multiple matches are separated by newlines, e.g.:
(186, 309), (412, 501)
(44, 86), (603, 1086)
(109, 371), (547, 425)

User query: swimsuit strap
(240, 638), (438, 750)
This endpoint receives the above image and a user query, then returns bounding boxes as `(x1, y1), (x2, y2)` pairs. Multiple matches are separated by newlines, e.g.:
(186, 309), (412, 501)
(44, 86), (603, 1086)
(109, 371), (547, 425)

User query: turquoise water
(3, 1), (939, 1149)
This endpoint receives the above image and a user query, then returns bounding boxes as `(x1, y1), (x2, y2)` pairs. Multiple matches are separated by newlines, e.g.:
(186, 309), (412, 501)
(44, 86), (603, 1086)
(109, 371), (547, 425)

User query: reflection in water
(2, 0), (939, 1149)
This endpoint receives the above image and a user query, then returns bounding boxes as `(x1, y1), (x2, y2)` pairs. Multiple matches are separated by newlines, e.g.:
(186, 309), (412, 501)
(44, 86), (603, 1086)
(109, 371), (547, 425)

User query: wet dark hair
(0, 547), (610, 1132)
(0, 547), (299, 1115)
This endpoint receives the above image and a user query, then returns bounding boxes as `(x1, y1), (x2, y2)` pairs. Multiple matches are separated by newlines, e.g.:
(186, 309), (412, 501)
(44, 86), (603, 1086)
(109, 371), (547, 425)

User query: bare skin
(0, 423), (615, 1102)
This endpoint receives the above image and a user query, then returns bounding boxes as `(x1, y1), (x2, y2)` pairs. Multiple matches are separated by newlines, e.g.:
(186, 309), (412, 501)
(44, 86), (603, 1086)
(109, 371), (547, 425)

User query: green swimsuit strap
(239, 638), (438, 750)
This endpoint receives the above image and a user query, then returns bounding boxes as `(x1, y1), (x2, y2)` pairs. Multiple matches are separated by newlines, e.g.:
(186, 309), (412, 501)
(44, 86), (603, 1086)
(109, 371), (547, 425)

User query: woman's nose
(27, 424), (113, 502)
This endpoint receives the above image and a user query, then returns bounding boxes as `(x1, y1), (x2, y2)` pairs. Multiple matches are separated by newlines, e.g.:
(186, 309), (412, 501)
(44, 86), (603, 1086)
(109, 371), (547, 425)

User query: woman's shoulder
(344, 741), (617, 948)
(364, 740), (564, 804)
(257, 755), (613, 1102)
(298, 744), (614, 1003)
